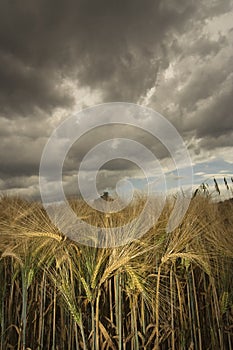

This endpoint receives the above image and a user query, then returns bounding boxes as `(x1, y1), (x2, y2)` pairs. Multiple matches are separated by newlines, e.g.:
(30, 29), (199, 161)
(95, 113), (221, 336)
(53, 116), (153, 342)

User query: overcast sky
(0, 0), (232, 200)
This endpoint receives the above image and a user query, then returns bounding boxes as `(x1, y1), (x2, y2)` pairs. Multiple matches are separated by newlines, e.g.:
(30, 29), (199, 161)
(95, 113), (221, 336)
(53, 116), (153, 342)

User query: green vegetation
(0, 186), (232, 349)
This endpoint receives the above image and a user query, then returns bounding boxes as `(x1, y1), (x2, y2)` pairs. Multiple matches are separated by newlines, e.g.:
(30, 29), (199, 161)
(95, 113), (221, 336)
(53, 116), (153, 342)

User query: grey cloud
(0, 135), (46, 177)
(0, 0), (232, 197)
(194, 83), (233, 138)
(178, 56), (232, 112)
(63, 124), (169, 173)
(181, 34), (228, 60)
(0, 115), (53, 138)
(0, 52), (74, 117)
(0, 175), (38, 191)
(199, 132), (233, 149)
(150, 23), (233, 143)
(0, 0), (220, 115)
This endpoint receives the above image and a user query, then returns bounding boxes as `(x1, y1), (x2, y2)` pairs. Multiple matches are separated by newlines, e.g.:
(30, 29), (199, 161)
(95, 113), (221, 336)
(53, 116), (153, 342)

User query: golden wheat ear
(0, 194), (233, 349)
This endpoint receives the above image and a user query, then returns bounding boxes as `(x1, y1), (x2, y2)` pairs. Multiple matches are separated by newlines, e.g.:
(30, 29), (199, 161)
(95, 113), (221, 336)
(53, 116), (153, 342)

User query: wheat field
(0, 188), (232, 349)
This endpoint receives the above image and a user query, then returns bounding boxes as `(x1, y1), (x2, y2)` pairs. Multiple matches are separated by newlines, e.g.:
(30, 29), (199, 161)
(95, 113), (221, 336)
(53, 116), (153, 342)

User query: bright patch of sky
(110, 158), (233, 202)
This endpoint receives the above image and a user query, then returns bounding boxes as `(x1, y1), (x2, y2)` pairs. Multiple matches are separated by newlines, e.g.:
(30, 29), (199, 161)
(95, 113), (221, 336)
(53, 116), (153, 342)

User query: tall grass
(0, 189), (232, 349)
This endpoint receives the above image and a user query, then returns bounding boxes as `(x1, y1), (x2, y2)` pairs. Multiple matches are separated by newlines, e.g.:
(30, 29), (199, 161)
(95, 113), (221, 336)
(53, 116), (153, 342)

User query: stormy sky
(0, 0), (232, 200)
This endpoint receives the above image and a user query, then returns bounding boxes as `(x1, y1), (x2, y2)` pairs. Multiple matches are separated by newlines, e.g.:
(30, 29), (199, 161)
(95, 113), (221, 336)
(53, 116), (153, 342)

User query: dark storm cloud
(0, 0), (233, 197)
(194, 84), (233, 138)
(0, 175), (37, 191)
(63, 123), (170, 174)
(181, 34), (227, 58)
(0, 115), (52, 138)
(199, 131), (233, 149)
(0, 52), (74, 117)
(0, 134), (45, 177)
(178, 55), (232, 113)
(1, 0), (228, 116)
(150, 20), (233, 149)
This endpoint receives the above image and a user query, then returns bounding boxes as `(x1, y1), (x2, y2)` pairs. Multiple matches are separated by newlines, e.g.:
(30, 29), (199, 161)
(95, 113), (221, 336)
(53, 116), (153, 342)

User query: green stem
(95, 290), (101, 350)
(21, 269), (28, 350)
(91, 302), (95, 350)
(155, 265), (161, 350)
(52, 284), (56, 350)
(170, 267), (175, 350)
(118, 274), (122, 350)
(191, 269), (202, 350)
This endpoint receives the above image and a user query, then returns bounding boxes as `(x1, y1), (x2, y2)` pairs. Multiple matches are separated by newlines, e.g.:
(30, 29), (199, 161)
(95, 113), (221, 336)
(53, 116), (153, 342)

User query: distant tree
(100, 191), (113, 201)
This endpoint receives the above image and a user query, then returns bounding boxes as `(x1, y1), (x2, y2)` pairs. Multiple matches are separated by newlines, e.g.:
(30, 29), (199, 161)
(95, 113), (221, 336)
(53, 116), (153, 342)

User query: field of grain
(0, 191), (232, 349)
